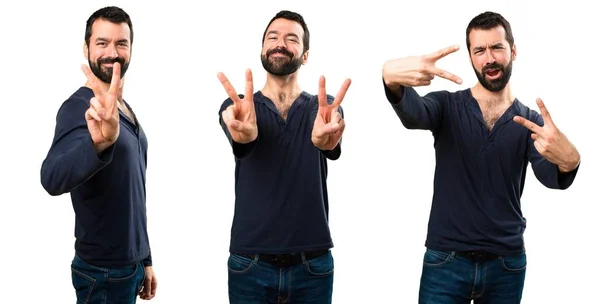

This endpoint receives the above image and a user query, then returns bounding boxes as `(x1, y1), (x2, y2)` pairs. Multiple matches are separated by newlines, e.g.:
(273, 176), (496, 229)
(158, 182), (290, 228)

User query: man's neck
(471, 82), (515, 106)
(261, 73), (302, 104)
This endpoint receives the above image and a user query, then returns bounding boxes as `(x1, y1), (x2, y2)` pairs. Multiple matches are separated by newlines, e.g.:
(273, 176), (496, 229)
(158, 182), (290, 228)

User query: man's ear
(511, 43), (517, 61)
(302, 50), (309, 65)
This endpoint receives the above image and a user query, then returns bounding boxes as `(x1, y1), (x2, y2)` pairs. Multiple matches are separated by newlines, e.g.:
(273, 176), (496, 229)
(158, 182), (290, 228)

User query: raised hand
(218, 69), (258, 144)
(382, 45), (463, 88)
(513, 98), (581, 172)
(83, 62), (122, 153)
(311, 76), (352, 151)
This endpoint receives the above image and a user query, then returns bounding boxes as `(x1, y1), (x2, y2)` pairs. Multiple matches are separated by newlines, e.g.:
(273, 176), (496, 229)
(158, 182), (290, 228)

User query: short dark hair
(262, 10), (310, 53)
(466, 11), (514, 51)
(85, 6), (133, 47)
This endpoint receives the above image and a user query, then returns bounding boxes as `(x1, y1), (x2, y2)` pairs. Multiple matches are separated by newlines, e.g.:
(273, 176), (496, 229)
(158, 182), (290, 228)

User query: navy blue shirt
(219, 91), (342, 254)
(41, 87), (152, 268)
(384, 84), (579, 255)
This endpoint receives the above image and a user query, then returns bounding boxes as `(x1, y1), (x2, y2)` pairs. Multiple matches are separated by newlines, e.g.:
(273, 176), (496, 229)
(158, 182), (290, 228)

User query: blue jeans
(419, 248), (526, 304)
(71, 255), (145, 304)
(228, 251), (334, 304)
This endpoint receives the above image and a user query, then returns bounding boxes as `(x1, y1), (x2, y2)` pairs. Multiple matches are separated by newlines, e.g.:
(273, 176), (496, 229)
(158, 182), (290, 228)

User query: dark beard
(261, 48), (303, 76)
(88, 52), (128, 84)
(473, 61), (512, 92)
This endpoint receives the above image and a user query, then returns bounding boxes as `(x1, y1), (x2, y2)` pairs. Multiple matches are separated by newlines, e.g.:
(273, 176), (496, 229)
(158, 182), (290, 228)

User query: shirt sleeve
(527, 111), (579, 189)
(40, 95), (116, 196)
(383, 79), (447, 132)
(309, 94), (343, 160)
(218, 96), (258, 159)
(143, 250), (152, 266)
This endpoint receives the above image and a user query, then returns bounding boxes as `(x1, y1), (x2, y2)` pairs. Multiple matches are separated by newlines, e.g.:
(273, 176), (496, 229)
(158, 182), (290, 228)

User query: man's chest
(255, 105), (313, 142)
(119, 104), (137, 126)
(441, 104), (530, 161)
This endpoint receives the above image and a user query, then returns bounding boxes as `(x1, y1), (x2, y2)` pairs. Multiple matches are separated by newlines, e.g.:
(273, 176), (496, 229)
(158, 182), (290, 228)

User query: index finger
(318, 75), (328, 107)
(81, 64), (102, 96)
(217, 72), (242, 104)
(332, 78), (352, 108)
(244, 68), (254, 102)
(513, 115), (542, 134)
(426, 44), (460, 61)
(108, 62), (122, 95)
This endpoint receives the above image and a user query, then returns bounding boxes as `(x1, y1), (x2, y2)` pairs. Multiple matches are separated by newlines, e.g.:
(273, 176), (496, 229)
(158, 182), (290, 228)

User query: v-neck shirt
(219, 91), (342, 254)
(41, 86), (152, 267)
(384, 84), (579, 255)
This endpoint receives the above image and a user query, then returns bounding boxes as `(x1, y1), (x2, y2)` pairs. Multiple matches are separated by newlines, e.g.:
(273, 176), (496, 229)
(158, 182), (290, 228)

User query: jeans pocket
(423, 249), (452, 267)
(71, 267), (96, 304)
(303, 251), (334, 276)
(501, 253), (527, 272)
(107, 263), (139, 282)
(228, 254), (254, 274)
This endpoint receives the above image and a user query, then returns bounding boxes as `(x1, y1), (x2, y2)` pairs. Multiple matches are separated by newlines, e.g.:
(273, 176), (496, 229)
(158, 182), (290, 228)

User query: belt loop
(253, 254), (260, 264)
(300, 252), (307, 263)
(450, 251), (456, 258)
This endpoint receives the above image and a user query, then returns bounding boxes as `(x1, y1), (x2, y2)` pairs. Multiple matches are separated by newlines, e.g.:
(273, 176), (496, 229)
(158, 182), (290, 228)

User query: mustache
(266, 48), (293, 59)
(97, 57), (126, 65)
(482, 62), (503, 73)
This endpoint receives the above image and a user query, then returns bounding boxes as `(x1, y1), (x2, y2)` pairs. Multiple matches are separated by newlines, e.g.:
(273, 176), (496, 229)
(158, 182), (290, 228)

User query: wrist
(559, 157), (580, 173)
(93, 141), (115, 154)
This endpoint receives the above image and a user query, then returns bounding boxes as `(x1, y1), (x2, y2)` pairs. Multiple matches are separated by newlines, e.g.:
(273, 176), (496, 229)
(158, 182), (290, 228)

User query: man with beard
(217, 10), (351, 304)
(40, 6), (157, 303)
(381, 11), (580, 303)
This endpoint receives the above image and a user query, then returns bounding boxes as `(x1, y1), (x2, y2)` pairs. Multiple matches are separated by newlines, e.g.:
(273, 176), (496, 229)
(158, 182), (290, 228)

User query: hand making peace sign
(513, 98), (581, 173)
(311, 76), (352, 151)
(383, 45), (463, 88)
(82, 62), (122, 153)
(217, 69), (258, 144)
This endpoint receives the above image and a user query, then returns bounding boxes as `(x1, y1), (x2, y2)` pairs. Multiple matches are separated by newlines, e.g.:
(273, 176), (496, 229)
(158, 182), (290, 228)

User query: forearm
(557, 142), (581, 173)
(41, 134), (114, 195)
(382, 79), (443, 130)
(531, 154), (579, 190)
(143, 250), (152, 267)
(220, 119), (257, 158)
(320, 142), (341, 160)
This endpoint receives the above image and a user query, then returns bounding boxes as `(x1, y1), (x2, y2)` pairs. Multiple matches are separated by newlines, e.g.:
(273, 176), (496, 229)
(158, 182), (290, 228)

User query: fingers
(81, 64), (101, 96)
(314, 118), (343, 138)
(142, 277), (156, 300)
(217, 72), (242, 104)
(244, 69), (254, 102)
(426, 44), (460, 61)
(430, 67), (463, 84)
(89, 97), (109, 119)
(536, 98), (554, 126)
(332, 78), (352, 108)
(318, 76), (327, 107)
(513, 115), (542, 134)
(222, 107), (246, 133)
(85, 108), (101, 122)
(108, 62), (122, 95)
(151, 277), (158, 296)
(222, 107), (235, 127)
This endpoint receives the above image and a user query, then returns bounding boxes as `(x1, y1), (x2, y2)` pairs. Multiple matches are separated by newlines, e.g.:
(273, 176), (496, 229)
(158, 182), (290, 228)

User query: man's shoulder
(56, 87), (94, 115)
(513, 98), (542, 123)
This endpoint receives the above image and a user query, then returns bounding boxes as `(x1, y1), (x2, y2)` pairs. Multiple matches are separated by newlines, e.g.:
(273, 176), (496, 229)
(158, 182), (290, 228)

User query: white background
(1, 0), (598, 303)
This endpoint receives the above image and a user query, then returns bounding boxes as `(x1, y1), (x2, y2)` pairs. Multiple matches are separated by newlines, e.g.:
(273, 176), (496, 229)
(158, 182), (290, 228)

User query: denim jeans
(71, 255), (145, 304)
(228, 250), (334, 304)
(419, 248), (526, 304)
